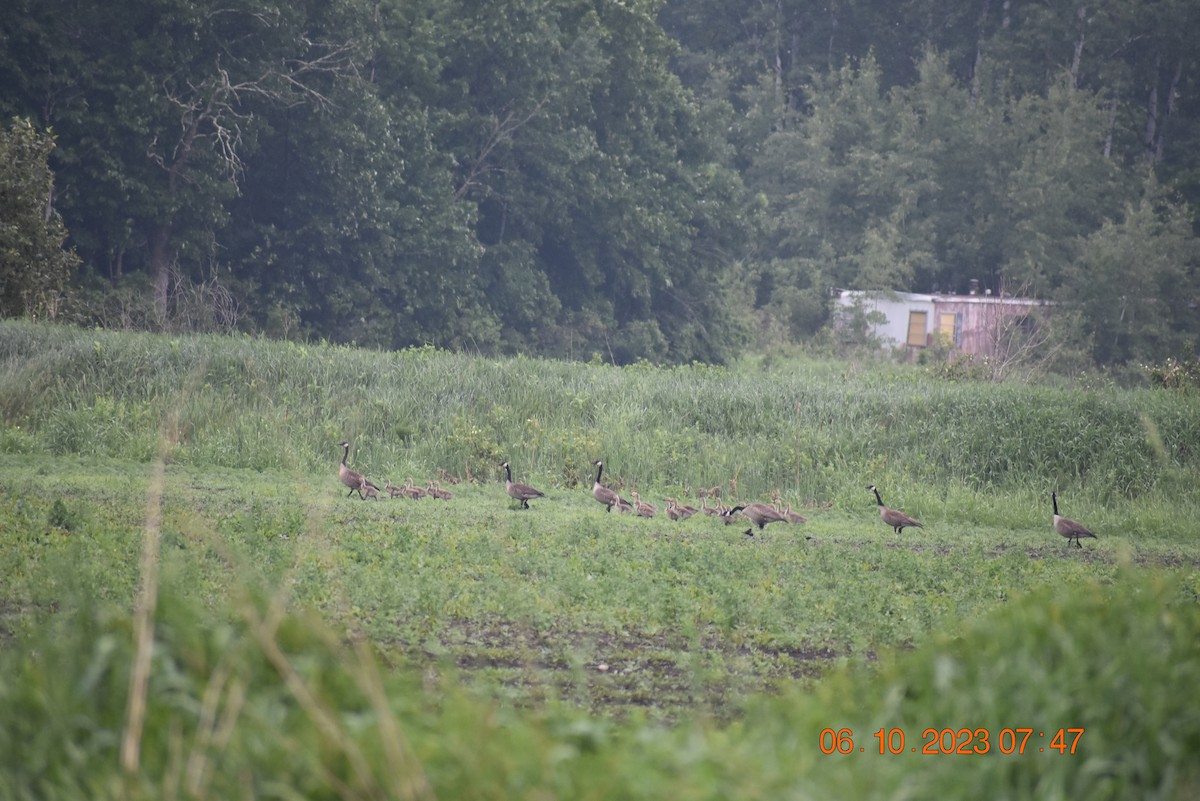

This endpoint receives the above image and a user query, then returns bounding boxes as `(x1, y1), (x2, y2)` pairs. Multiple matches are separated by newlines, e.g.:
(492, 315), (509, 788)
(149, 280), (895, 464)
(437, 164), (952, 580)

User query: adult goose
(738, 502), (787, 531)
(338, 441), (378, 500)
(867, 485), (923, 534)
(501, 462), (545, 509)
(1052, 492), (1097, 548)
(591, 460), (623, 511)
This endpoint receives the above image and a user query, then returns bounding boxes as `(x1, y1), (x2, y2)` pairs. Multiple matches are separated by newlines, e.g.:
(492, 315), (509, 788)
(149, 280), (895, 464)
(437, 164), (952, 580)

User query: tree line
(1, 0), (1197, 367)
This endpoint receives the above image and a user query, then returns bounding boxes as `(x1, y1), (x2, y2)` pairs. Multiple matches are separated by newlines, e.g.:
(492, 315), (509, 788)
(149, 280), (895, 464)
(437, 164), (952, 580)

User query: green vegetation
(4, 320), (1199, 503)
(2, 321), (1199, 797)
(0, 118), (78, 319)
(3, 1), (1198, 365)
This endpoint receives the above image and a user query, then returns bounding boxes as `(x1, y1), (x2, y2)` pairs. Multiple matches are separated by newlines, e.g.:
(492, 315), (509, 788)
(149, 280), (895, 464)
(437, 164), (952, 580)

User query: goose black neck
(341, 443), (349, 466)
(504, 463), (513, 481)
(1052, 492), (1059, 515)
(872, 487), (884, 506)
(594, 461), (603, 483)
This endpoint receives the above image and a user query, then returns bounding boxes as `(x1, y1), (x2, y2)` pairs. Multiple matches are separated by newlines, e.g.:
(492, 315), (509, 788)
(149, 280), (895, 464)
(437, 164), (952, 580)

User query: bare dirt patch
(380, 617), (841, 721)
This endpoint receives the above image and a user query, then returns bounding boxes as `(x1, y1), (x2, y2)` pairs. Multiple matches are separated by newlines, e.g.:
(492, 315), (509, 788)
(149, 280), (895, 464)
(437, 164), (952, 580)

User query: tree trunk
(1143, 53), (1161, 162)
(970, 0), (991, 104)
(150, 223), (173, 323)
(1103, 93), (1117, 159)
(1156, 58), (1183, 162)
(772, 0), (785, 128)
(827, 7), (838, 70)
(1070, 6), (1087, 88)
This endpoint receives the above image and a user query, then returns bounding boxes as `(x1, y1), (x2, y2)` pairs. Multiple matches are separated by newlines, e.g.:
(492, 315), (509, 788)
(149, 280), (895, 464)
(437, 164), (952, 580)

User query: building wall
(835, 291), (936, 348)
(835, 290), (1050, 357)
(932, 297), (1048, 357)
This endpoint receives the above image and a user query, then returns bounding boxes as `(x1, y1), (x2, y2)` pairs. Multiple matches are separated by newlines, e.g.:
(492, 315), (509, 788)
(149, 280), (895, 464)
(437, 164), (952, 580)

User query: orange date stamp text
(818, 726), (1084, 756)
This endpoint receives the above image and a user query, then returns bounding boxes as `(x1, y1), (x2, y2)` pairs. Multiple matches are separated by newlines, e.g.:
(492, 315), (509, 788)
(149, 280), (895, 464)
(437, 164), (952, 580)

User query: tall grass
(1, 559), (1195, 800)
(3, 321), (1199, 797)
(3, 320), (1197, 505)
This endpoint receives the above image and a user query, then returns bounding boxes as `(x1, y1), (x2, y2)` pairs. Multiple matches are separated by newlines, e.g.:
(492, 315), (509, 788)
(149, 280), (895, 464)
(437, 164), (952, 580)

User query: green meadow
(1, 319), (1198, 799)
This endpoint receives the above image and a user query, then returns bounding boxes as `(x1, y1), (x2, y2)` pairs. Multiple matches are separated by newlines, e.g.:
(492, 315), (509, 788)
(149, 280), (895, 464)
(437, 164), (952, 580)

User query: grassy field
(1, 319), (1199, 798)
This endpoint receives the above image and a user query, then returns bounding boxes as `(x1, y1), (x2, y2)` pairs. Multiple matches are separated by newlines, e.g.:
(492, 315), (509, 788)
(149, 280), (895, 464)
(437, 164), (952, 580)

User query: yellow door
(907, 311), (927, 347)
(939, 312), (957, 345)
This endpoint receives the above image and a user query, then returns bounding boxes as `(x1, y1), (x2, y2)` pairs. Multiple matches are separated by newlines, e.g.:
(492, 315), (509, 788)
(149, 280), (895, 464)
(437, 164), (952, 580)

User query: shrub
(1147, 347), (1200, 390)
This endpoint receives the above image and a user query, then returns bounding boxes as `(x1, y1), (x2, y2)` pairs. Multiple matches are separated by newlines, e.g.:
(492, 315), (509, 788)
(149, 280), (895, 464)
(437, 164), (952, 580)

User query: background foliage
(0, 119), (78, 318)
(1, 0), (1198, 366)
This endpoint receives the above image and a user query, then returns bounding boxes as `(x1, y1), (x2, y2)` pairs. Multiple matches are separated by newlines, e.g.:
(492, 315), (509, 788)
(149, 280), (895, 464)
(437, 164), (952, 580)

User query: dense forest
(1, 0), (1198, 366)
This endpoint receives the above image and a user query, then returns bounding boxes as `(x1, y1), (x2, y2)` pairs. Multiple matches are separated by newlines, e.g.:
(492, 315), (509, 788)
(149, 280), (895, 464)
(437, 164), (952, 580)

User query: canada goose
(665, 498), (683, 521)
(631, 491), (656, 518)
(665, 497), (695, 521)
(501, 462), (545, 509)
(1052, 492), (1097, 548)
(437, 468), (461, 485)
(732, 502), (787, 531)
(591, 460), (623, 511)
(719, 505), (757, 537)
(383, 480), (405, 498)
(700, 497), (721, 516)
(402, 477), (427, 500)
(867, 485), (923, 534)
(429, 480), (453, 500)
(338, 441), (376, 500)
(614, 495), (635, 513)
(361, 482), (380, 500)
(774, 498), (807, 524)
(670, 497), (697, 520)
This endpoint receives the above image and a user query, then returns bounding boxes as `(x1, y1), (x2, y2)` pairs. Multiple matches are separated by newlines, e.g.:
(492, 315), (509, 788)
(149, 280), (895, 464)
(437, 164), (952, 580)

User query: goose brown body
(591, 460), (623, 511)
(774, 499), (807, 524)
(740, 502), (787, 530)
(502, 462), (545, 509)
(1052, 492), (1097, 548)
(631, 491), (656, 518)
(867, 485), (922, 534)
(402, 478), (427, 499)
(666, 497), (697, 520)
(338, 441), (375, 500)
(723, 502), (786, 536)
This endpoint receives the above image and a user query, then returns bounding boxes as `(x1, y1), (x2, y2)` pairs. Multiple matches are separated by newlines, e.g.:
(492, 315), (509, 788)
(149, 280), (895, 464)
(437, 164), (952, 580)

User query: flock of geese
(585, 459), (808, 536)
(338, 441), (455, 502)
(339, 442), (1099, 548)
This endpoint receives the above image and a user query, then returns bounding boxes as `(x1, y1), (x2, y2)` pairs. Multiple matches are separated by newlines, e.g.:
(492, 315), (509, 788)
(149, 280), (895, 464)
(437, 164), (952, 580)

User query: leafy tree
(0, 118), (78, 318)
(996, 75), (1127, 293)
(751, 54), (940, 296)
(1069, 177), (1200, 364)
(398, 0), (753, 362)
(223, 0), (488, 349)
(0, 0), (360, 320)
